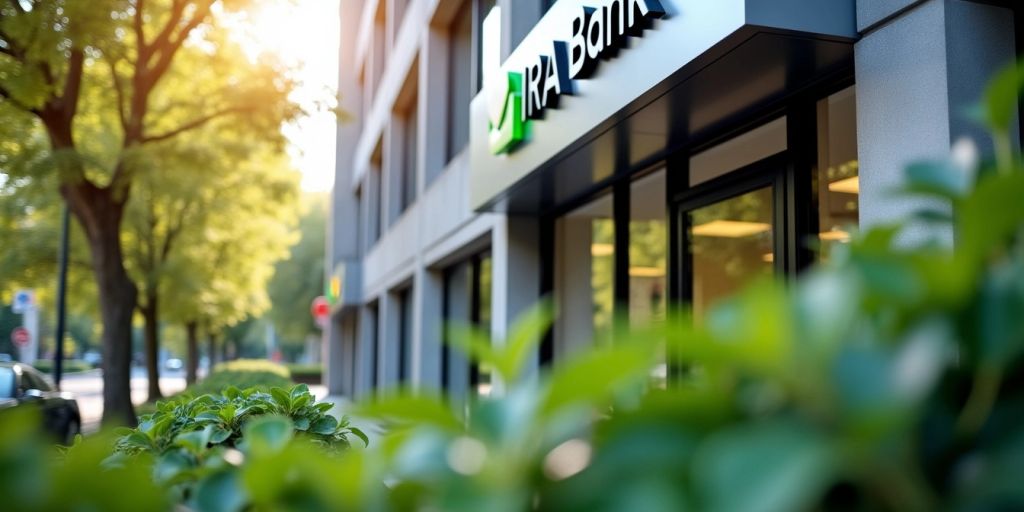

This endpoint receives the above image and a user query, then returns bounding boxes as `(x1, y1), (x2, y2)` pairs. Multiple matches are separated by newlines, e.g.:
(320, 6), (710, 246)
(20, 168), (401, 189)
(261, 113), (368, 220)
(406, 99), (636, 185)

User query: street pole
(53, 204), (70, 390)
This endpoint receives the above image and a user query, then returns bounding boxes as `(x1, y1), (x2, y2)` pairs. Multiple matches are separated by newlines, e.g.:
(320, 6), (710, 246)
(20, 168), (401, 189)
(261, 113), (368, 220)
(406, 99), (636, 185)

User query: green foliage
(285, 363), (323, 378)
(184, 360), (293, 398)
(110, 384), (366, 505)
(267, 194), (327, 347)
(31, 359), (92, 375)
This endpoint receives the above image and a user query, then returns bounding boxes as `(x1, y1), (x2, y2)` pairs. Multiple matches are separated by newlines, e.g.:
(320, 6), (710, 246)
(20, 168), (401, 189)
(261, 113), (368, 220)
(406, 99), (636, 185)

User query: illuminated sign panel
(488, 0), (665, 154)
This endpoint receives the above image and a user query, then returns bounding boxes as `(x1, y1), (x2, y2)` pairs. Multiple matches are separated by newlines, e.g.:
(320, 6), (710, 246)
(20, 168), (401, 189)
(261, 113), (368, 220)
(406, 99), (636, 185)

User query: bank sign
(487, 0), (665, 155)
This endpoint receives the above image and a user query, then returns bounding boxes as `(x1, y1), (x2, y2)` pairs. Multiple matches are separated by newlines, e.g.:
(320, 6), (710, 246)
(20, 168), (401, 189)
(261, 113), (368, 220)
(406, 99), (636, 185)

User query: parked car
(0, 363), (80, 444)
(164, 358), (184, 371)
(82, 350), (102, 368)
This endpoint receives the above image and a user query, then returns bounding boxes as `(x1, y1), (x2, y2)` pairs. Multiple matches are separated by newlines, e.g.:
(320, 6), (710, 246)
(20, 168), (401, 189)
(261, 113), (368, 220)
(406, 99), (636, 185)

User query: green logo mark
(488, 71), (526, 155)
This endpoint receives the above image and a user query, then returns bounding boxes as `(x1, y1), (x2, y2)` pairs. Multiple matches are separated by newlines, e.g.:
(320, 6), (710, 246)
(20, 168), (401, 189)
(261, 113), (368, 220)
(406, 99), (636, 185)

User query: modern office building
(324, 0), (1022, 401)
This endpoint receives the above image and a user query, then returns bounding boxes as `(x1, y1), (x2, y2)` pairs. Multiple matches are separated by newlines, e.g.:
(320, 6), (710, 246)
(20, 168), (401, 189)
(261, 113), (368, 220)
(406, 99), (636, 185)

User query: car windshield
(0, 368), (14, 398)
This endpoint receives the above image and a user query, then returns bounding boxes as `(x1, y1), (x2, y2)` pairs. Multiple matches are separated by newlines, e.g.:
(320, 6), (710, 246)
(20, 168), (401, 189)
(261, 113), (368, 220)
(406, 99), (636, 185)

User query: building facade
(325, 0), (1022, 401)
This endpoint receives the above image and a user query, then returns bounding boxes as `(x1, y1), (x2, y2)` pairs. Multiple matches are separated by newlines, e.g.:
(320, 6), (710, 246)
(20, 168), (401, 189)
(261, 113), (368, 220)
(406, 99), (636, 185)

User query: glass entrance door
(684, 185), (775, 319)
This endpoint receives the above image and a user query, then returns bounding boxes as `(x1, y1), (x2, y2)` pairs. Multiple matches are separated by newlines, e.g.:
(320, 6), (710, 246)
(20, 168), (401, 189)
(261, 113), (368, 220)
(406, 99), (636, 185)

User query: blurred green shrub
(284, 363), (322, 378)
(108, 384), (367, 507)
(32, 359), (93, 374)
(187, 361), (293, 397)
(212, 359), (291, 378)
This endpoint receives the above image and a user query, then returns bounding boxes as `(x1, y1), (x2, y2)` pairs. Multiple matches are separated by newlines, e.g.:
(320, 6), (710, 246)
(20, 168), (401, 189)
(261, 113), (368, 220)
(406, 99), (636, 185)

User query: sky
(242, 0), (341, 193)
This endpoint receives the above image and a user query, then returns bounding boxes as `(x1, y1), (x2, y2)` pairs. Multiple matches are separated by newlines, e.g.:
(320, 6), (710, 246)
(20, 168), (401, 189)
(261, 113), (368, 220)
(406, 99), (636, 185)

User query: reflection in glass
(689, 187), (774, 319)
(555, 194), (615, 356)
(629, 170), (667, 326)
(817, 86), (859, 260)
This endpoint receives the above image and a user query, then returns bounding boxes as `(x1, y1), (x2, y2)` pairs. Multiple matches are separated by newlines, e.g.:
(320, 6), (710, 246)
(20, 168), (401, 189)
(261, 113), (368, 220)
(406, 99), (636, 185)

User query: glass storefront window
(555, 193), (615, 356)
(689, 187), (774, 319)
(817, 86), (859, 260)
(629, 170), (667, 325)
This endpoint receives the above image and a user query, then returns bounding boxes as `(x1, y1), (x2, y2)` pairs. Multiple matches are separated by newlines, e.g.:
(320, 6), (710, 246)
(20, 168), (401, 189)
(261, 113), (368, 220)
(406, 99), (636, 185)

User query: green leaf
(290, 393), (312, 412)
(498, 300), (555, 382)
(900, 160), (971, 201)
(290, 383), (310, 398)
(175, 427), (213, 454)
(223, 386), (241, 400)
(355, 393), (461, 431)
(309, 416), (338, 435)
(541, 344), (653, 417)
(194, 470), (247, 512)
(980, 59), (1024, 134)
(348, 426), (370, 447)
(154, 450), (194, 483)
(694, 420), (836, 512)
(210, 426), (233, 445)
(243, 416), (293, 455)
(293, 417), (310, 431)
(270, 387), (290, 409)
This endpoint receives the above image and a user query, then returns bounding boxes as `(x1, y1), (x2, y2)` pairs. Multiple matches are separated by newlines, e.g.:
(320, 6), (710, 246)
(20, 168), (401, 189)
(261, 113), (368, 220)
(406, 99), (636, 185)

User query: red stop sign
(11, 327), (30, 348)
(311, 296), (330, 320)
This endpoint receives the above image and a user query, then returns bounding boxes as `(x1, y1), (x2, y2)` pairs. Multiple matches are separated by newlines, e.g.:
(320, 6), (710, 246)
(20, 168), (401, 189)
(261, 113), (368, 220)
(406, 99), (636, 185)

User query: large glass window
(555, 194), (615, 355)
(689, 187), (775, 319)
(816, 86), (859, 261)
(443, 252), (493, 399)
(629, 170), (668, 326)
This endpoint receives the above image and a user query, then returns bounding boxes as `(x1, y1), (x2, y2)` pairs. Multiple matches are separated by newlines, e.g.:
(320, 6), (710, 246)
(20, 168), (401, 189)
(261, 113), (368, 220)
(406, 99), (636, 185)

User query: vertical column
(490, 215), (542, 393)
(855, 0), (1017, 245)
(445, 262), (472, 411)
(412, 268), (444, 390)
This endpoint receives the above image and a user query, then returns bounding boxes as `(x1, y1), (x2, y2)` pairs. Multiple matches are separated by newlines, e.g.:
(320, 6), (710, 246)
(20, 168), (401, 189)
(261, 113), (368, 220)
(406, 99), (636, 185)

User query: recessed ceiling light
(828, 176), (859, 194)
(692, 220), (771, 238)
(629, 267), (665, 277)
(762, 253), (774, 263)
(819, 230), (850, 242)
(591, 243), (614, 257)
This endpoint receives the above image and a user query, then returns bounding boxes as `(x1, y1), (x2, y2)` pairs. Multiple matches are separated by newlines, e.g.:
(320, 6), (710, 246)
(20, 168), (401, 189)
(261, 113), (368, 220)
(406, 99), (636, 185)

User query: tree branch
(107, 58), (129, 133)
(147, 0), (213, 86)
(7, 0), (25, 14)
(133, 0), (147, 51)
(147, 0), (186, 59)
(141, 105), (248, 144)
(60, 48), (85, 119)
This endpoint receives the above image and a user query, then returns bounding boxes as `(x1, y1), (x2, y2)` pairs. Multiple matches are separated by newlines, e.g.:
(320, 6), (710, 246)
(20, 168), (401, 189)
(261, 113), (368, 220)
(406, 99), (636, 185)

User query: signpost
(10, 290), (38, 365)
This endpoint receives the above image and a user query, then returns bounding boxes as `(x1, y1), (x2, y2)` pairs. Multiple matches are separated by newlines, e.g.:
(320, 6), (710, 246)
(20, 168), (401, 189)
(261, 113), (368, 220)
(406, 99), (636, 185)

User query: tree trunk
(63, 183), (138, 427)
(207, 331), (217, 370)
(185, 321), (199, 385)
(141, 290), (162, 401)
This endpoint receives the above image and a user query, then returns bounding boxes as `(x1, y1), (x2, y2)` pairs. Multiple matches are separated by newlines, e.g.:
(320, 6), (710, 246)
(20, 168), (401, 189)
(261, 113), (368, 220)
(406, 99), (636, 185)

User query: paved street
(60, 366), (188, 432)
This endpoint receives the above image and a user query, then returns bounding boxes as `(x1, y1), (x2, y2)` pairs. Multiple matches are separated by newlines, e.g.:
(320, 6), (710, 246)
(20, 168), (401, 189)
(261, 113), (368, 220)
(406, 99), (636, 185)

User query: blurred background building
(324, 0), (1022, 403)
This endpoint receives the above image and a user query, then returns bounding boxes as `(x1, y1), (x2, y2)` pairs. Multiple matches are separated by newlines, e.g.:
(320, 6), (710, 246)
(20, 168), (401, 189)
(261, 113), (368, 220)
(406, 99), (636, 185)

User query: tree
(0, 0), (299, 425)
(267, 194), (326, 353)
(124, 124), (299, 395)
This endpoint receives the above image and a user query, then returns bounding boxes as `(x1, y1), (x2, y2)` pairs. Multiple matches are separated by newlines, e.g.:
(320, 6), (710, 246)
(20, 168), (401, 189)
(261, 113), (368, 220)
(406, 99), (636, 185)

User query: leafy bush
(185, 363), (293, 398)
(109, 384), (367, 504)
(32, 359), (92, 375)
(212, 359), (291, 379)
(284, 362), (321, 378)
